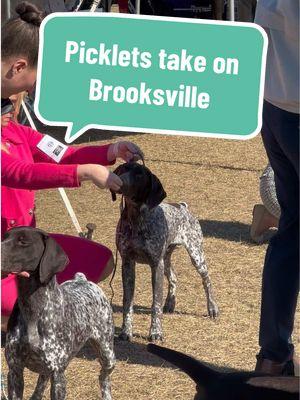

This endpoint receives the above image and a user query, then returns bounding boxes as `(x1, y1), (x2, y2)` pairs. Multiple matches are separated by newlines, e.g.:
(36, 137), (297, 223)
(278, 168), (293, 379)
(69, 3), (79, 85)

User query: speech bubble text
(35, 14), (267, 143)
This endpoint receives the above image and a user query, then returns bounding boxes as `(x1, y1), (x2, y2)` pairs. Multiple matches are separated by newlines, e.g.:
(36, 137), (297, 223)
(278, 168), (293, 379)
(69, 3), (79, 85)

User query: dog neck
(123, 197), (150, 222)
(16, 275), (62, 347)
(17, 274), (61, 316)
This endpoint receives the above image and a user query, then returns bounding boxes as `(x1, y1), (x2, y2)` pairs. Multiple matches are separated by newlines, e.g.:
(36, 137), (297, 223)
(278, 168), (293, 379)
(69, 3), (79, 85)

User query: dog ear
(39, 236), (69, 284)
(147, 344), (218, 385)
(145, 173), (166, 209)
(111, 164), (126, 202)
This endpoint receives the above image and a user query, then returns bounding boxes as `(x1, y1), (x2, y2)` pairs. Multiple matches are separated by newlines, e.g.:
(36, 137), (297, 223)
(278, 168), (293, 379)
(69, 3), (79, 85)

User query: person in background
(1, 2), (144, 329)
(237, 0), (256, 22)
(254, 0), (299, 375)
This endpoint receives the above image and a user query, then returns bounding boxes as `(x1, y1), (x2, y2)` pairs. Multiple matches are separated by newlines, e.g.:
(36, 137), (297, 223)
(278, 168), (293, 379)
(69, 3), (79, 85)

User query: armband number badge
(37, 135), (68, 162)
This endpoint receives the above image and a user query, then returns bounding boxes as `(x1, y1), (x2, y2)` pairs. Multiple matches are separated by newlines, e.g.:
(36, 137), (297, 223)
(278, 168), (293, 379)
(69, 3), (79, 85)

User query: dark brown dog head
(1, 227), (69, 284)
(147, 344), (299, 400)
(111, 162), (166, 209)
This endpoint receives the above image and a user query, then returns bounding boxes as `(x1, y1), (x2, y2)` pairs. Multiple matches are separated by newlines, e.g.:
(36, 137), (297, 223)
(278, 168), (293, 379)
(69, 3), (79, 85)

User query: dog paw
(118, 331), (132, 341)
(163, 297), (176, 313)
(148, 332), (164, 342)
(208, 301), (219, 319)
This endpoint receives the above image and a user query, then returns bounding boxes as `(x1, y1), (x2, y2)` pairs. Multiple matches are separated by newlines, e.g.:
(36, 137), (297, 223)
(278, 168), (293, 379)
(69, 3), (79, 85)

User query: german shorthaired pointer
(112, 162), (219, 342)
(148, 344), (299, 400)
(2, 227), (115, 400)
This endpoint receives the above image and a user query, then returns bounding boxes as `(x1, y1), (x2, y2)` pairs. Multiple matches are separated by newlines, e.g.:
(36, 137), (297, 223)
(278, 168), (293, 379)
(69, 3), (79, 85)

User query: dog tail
(74, 272), (87, 281)
(179, 202), (188, 209)
(147, 344), (219, 385)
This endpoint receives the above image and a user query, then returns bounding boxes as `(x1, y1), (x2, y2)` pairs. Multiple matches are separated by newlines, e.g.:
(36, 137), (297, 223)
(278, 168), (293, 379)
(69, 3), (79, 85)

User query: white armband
(37, 135), (68, 163)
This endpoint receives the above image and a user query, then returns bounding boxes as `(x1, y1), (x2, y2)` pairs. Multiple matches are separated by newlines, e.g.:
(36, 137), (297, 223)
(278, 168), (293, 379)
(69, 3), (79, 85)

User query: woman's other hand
(107, 141), (144, 162)
(77, 164), (122, 192)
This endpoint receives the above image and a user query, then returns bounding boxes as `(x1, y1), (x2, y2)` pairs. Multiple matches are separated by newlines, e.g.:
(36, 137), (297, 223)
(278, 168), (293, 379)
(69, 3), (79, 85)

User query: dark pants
(259, 100), (299, 363)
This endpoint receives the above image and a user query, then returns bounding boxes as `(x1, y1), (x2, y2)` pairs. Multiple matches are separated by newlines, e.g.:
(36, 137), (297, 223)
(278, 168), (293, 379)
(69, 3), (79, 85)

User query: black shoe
(255, 354), (298, 376)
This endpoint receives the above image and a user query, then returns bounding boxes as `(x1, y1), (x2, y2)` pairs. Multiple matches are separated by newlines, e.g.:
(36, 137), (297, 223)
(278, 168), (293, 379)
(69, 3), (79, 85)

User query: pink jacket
(1, 121), (115, 236)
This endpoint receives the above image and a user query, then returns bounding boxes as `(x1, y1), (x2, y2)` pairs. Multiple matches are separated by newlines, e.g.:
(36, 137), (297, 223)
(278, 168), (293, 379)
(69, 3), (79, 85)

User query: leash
(109, 194), (125, 305)
(21, 101), (83, 236)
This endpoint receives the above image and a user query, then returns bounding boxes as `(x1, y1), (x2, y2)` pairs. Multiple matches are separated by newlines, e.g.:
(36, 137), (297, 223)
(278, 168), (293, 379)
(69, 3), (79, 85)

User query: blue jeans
(259, 100), (299, 362)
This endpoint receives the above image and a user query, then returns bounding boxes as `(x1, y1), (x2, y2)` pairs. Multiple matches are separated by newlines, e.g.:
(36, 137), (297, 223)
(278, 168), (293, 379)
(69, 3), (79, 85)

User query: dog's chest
(7, 311), (78, 374)
(117, 217), (168, 263)
(18, 328), (73, 373)
(117, 224), (152, 263)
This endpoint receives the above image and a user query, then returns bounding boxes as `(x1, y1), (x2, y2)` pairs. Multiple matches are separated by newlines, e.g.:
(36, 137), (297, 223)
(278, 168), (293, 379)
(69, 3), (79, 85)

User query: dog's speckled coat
(113, 163), (219, 342)
(2, 227), (115, 400)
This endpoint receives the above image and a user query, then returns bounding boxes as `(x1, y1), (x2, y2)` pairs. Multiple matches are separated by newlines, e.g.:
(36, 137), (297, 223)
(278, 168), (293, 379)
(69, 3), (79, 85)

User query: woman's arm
(23, 124), (115, 166)
(2, 151), (122, 191)
(2, 150), (79, 190)
(23, 124), (143, 165)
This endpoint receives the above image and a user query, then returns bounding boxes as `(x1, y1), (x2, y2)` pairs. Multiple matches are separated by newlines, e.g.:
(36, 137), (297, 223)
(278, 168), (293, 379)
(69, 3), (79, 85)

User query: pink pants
(1, 234), (114, 317)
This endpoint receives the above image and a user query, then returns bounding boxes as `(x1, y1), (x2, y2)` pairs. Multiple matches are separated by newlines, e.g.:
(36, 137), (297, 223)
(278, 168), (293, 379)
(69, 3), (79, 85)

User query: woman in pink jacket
(1, 2), (143, 328)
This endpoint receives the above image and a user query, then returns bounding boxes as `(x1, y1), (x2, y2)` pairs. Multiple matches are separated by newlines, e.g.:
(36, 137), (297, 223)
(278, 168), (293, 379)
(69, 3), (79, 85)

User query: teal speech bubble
(35, 13), (268, 143)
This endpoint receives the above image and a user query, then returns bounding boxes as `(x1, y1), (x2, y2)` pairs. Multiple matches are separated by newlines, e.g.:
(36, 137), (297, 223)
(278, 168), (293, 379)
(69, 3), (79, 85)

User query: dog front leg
(30, 374), (50, 400)
(163, 249), (177, 313)
(7, 367), (24, 400)
(50, 371), (66, 400)
(119, 258), (136, 341)
(149, 260), (164, 341)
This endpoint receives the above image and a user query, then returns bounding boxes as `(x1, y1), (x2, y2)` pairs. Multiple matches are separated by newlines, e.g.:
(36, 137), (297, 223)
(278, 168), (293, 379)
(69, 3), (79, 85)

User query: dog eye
(18, 237), (29, 246)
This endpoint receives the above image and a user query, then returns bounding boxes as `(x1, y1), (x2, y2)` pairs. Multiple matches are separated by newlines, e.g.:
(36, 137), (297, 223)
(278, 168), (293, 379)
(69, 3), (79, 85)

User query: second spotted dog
(112, 162), (219, 342)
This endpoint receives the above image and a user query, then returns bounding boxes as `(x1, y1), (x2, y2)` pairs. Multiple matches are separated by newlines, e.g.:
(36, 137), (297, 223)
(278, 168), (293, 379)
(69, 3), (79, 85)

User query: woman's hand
(107, 141), (144, 162)
(1, 271), (30, 278)
(77, 164), (122, 192)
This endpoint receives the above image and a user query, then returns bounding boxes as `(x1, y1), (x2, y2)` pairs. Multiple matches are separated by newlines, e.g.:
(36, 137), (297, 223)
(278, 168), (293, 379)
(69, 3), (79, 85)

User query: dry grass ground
(1, 131), (299, 399)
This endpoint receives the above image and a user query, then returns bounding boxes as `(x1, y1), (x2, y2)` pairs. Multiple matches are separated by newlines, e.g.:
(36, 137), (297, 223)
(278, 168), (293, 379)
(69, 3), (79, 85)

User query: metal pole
(228, 0), (235, 21)
(136, 0), (140, 14)
(6, 0), (11, 19)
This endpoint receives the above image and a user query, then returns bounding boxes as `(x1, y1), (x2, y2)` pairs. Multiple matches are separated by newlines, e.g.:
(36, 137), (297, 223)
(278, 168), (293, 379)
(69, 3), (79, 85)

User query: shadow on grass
(112, 304), (201, 317)
(146, 158), (261, 173)
(1, 329), (240, 373)
(199, 220), (255, 244)
(76, 333), (165, 368)
(39, 126), (261, 174)
(77, 336), (240, 373)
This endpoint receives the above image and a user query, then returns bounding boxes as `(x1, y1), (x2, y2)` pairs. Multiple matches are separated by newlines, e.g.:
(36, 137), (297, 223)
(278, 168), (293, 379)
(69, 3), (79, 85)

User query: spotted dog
(112, 162), (219, 342)
(148, 344), (299, 400)
(2, 227), (115, 400)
